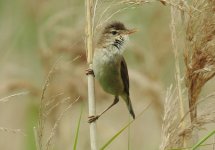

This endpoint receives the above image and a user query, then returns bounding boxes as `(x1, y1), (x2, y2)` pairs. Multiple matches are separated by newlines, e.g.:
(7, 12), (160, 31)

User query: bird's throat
(112, 39), (123, 49)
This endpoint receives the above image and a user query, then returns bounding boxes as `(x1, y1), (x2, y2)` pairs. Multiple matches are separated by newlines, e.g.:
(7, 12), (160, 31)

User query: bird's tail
(121, 94), (135, 119)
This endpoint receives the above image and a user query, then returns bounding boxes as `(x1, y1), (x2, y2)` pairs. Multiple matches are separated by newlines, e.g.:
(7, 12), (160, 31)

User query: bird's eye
(111, 31), (117, 35)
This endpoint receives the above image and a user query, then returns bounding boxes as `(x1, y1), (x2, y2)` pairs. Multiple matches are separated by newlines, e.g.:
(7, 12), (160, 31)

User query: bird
(86, 21), (136, 123)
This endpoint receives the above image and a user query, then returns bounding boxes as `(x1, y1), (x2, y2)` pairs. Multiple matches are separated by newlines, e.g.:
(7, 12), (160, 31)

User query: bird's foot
(88, 115), (99, 123)
(85, 68), (95, 77)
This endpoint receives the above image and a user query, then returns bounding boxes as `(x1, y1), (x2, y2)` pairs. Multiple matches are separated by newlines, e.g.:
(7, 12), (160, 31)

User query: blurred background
(1, 0), (210, 150)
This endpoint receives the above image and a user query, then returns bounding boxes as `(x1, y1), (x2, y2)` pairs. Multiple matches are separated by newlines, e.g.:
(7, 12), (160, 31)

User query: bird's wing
(120, 56), (129, 95)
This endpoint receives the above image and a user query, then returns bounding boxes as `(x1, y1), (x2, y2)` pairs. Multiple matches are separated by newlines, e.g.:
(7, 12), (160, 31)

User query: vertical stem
(85, 0), (97, 150)
(88, 65), (97, 150)
(34, 127), (40, 150)
(170, 4), (186, 147)
(86, 0), (94, 63)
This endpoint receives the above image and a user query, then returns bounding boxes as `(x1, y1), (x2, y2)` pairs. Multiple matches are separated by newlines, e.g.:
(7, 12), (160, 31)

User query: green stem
(192, 129), (215, 150)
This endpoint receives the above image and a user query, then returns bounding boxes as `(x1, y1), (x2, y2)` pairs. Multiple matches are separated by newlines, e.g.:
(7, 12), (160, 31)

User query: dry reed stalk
(86, 0), (94, 63)
(123, 0), (188, 11)
(160, 86), (184, 149)
(44, 92), (64, 108)
(34, 55), (80, 150)
(160, 86), (215, 149)
(37, 57), (62, 150)
(0, 127), (26, 136)
(170, 0), (184, 126)
(184, 0), (215, 122)
(179, 102), (215, 138)
(95, 0), (121, 29)
(179, 91), (215, 124)
(184, 0), (215, 143)
(0, 91), (29, 103)
(169, 0), (187, 147)
(45, 97), (71, 116)
(95, 3), (137, 29)
(45, 96), (79, 150)
(38, 10), (74, 128)
(85, 0), (98, 150)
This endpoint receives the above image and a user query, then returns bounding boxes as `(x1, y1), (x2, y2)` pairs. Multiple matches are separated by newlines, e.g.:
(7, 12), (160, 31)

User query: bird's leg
(88, 96), (119, 123)
(85, 68), (95, 77)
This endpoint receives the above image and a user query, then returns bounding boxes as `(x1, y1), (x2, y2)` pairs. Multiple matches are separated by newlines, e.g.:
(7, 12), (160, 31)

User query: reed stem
(85, 0), (97, 149)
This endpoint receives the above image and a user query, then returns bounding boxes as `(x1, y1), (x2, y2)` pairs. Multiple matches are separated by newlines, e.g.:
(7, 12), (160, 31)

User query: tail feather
(121, 94), (135, 119)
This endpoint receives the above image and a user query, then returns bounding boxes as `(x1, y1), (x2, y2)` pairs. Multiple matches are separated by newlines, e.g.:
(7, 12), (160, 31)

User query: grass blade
(73, 103), (83, 150)
(100, 120), (134, 150)
(192, 129), (215, 150)
(100, 103), (151, 150)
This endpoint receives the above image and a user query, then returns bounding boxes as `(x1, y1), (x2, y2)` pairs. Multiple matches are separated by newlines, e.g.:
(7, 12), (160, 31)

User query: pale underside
(93, 46), (125, 96)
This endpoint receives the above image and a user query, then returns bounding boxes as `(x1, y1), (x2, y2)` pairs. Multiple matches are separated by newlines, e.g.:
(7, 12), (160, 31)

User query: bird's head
(98, 22), (136, 50)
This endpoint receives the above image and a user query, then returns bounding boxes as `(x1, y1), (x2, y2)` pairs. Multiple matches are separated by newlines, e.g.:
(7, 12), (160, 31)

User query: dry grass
(184, 0), (215, 123)
(37, 57), (63, 150)
(45, 96), (79, 150)
(160, 85), (183, 150)
(1, 0), (215, 150)
(34, 57), (80, 150)
(38, 0), (215, 148)
(0, 127), (26, 136)
(160, 0), (215, 148)
(0, 91), (29, 103)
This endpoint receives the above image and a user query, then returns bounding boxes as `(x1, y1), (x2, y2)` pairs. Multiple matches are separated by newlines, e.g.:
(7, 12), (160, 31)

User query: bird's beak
(124, 29), (137, 35)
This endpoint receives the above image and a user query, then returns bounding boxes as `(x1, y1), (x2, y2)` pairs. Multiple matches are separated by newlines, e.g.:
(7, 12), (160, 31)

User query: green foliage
(100, 120), (134, 150)
(25, 103), (39, 150)
(72, 103), (83, 150)
(192, 130), (215, 150)
(100, 103), (151, 150)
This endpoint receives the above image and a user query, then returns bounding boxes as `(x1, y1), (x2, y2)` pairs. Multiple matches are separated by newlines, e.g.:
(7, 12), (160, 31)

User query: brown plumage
(103, 21), (127, 33)
(88, 22), (136, 123)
